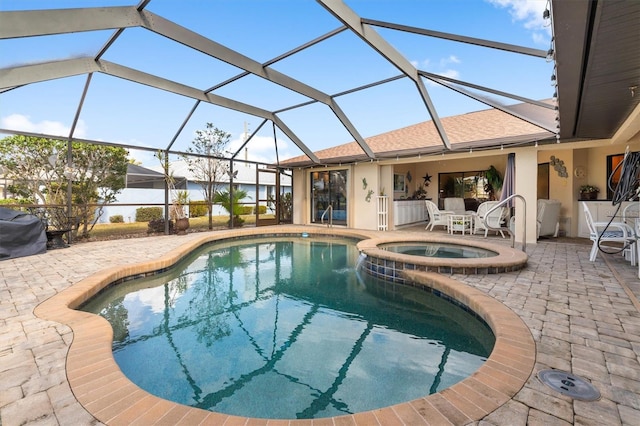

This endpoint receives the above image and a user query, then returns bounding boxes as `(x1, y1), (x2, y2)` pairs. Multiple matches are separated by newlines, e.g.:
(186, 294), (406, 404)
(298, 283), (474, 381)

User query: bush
(240, 205), (253, 215)
(257, 205), (267, 214)
(189, 201), (208, 217)
(109, 215), (124, 223)
(147, 218), (173, 234)
(136, 207), (163, 222)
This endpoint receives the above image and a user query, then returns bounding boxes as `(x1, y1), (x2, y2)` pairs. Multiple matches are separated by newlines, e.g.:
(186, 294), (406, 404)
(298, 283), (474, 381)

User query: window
(393, 174), (406, 193)
(438, 171), (490, 208)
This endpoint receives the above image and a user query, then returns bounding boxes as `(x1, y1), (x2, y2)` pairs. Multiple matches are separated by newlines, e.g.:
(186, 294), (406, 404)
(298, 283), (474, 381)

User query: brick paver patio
(1, 226), (639, 425)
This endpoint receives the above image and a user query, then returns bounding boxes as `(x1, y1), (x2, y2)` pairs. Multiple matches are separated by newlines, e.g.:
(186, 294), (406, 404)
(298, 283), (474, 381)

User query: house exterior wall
(290, 136), (640, 238)
(351, 163), (379, 230)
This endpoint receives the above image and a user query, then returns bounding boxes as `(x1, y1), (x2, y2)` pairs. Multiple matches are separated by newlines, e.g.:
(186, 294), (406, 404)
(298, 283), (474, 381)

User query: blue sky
(0, 0), (554, 166)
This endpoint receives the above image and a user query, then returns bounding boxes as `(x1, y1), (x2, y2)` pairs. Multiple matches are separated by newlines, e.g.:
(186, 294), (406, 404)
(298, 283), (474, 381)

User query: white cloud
(486, 0), (551, 43)
(440, 55), (461, 67)
(532, 32), (546, 45)
(438, 69), (461, 80)
(0, 113), (87, 138)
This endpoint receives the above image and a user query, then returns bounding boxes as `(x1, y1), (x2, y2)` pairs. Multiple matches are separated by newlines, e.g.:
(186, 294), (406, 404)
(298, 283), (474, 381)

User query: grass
(87, 214), (269, 240)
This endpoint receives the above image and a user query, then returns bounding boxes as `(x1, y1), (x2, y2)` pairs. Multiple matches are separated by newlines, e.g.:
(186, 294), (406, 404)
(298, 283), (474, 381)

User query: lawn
(87, 214), (267, 241)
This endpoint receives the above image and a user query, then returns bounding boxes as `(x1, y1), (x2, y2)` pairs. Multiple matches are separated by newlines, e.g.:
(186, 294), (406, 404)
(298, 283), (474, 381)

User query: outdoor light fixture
(546, 48), (554, 62)
(543, 0), (551, 25)
(551, 73), (557, 85)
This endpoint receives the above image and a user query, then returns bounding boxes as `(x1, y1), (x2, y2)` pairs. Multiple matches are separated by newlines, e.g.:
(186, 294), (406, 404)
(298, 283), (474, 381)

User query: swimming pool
(34, 225), (534, 424)
(81, 236), (495, 419)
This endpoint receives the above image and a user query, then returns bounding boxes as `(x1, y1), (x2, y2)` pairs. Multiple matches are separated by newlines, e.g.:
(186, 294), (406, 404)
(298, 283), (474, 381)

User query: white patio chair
(582, 203), (636, 265)
(622, 201), (639, 227)
(425, 200), (454, 231)
(537, 199), (561, 239)
(473, 201), (507, 238)
(444, 197), (475, 215)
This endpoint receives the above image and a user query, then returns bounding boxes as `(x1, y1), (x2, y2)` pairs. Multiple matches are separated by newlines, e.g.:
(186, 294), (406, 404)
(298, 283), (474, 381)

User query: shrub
(189, 201), (208, 217)
(136, 207), (163, 222)
(147, 218), (173, 234)
(240, 205), (253, 215)
(257, 205), (267, 214)
(109, 215), (124, 223)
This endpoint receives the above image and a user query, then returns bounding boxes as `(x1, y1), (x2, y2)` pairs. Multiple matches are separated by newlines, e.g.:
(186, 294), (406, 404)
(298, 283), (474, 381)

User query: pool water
(381, 242), (497, 258)
(82, 236), (495, 419)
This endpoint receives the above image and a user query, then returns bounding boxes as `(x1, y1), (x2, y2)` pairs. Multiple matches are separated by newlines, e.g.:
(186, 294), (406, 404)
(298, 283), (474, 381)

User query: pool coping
(34, 226), (535, 425)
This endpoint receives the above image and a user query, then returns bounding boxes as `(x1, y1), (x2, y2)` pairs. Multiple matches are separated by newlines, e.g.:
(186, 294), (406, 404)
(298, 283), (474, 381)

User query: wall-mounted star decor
(422, 173), (432, 185)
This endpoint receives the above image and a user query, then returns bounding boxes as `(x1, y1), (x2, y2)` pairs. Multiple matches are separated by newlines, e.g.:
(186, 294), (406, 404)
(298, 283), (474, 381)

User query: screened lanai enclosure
(4, 0), (634, 241)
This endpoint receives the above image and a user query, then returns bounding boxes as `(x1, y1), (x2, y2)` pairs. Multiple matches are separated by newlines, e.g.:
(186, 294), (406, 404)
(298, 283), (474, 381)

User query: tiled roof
(281, 102), (554, 166)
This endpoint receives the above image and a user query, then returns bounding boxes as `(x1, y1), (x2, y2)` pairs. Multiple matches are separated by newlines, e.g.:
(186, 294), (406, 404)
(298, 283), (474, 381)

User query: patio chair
(622, 201), (639, 227)
(425, 200), (454, 231)
(444, 197), (475, 215)
(582, 203), (636, 265)
(537, 199), (561, 239)
(473, 201), (507, 238)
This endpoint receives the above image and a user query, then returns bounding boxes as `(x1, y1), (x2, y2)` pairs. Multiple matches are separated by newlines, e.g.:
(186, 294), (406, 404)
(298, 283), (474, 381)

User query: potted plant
(484, 166), (503, 201)
(579, 185), (599, 200)
(412, 185), (428, 200)
(171, 190), (190, 234)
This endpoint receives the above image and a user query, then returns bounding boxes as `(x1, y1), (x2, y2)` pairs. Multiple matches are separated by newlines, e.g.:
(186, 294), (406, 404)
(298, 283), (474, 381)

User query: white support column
(514, 149), (539, 244)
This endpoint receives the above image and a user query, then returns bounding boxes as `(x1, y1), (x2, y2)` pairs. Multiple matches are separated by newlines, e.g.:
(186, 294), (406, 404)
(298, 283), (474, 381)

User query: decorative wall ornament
(365, 189), (374, 202)
(550, 155), (568, 178)
(362, 177), (368, 189)
(406, 171), (412, 182)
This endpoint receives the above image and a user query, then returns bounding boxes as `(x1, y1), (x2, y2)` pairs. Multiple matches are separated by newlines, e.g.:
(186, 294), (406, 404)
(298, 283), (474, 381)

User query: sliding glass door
(310, 170), (347, 225)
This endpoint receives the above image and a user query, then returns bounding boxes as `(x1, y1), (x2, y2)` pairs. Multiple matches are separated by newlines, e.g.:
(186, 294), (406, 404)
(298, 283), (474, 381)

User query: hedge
(189, 201), (208, 217)
(136, 207), (163, 222)
(109, 215), (124, 223)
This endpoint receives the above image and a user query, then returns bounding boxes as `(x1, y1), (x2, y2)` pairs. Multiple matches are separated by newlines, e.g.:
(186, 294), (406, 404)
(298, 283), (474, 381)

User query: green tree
(70, 142), (128, 238)
(0, 135), (128, 238)
(0, 135), (66, 204)
(182, 123), (231, 230)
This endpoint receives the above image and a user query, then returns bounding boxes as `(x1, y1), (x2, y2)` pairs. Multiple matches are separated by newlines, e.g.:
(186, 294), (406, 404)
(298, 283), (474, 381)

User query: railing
(484, 194), (527, 252)
(321, 205), (333, 227)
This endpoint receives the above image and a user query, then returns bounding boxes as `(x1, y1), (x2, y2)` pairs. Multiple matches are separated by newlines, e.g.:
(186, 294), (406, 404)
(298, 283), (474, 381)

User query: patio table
(448, 214), (473, 235)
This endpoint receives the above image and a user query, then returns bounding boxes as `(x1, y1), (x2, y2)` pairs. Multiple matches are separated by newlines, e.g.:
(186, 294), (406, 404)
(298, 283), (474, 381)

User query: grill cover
(0, 207), (47, 260)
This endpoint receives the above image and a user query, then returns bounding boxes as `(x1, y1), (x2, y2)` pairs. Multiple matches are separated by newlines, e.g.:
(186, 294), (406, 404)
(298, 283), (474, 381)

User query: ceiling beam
(0, 7), (142, 38)
(430, 77), (556, 132)
(0, 58), (99, 89)
(317, 0), (451, 150)
(419, 70), (554, 109)
(363, 18), (547, 58)
(0, 59), (321, 163)
(139, 10), (374, 159)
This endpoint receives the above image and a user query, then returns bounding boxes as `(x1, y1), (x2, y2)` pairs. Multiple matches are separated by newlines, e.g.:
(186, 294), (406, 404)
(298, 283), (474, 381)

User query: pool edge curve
(34, 226), (535, 425)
